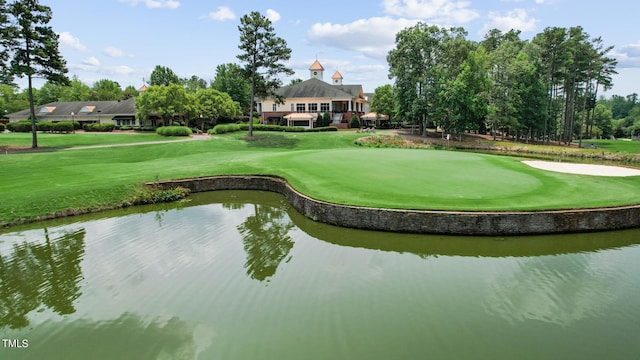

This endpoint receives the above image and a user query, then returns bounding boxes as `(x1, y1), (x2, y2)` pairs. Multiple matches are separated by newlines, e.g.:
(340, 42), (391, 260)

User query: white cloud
(103, 46), (126, 58)
(480, 8), (538, 35)
(120, 0), (180, 9)
(83, 57), (101, 67)
(612, 43), (640, 69)
(58, 32), (87, 52)
(308, 17), (419, 60)
(266, 9), (281, 23)
(105, 65), (138, 76)
(207, 6), (235, 21)
(382, 0), (480, 23)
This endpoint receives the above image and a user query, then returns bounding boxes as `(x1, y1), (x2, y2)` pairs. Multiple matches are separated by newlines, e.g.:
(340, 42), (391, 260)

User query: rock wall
(149, 175), (640, 235)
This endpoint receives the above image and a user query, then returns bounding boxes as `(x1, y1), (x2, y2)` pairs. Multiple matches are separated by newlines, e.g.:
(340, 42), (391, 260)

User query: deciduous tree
(149, 65), (180, 87)
(90, 79), (122, 101)
(211, 63), (251, 112)
(371, 84), (395, 121)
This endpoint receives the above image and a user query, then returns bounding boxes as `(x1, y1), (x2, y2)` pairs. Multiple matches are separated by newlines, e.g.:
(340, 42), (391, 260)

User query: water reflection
(0, 192), (639, 359)
(0, 228), (85, 329)
(22, 312), (214, 360)
(483, 254), (621, 326)
(232, 203), (294, 281)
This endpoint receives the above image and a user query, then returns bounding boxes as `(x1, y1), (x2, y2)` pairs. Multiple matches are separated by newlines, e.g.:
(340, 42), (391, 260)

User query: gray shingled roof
(6, 98), (136, 118)
(276, 78), (364, 99)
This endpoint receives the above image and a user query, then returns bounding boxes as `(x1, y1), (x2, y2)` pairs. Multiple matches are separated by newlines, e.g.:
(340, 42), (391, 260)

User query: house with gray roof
(5, 98), (137, 127)
(258, 60), (370, 128)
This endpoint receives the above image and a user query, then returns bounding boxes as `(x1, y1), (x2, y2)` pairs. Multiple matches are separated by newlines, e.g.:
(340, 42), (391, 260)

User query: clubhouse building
(258, 60), (370, 129)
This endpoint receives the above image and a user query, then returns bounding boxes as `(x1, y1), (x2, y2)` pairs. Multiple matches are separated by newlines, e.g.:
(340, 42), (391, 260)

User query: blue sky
(36, 0), (640, 97)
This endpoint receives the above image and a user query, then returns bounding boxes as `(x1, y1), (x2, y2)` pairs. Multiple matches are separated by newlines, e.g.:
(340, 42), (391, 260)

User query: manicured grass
(1, 131), (639, 226)
(0, 132), (184, 148)
(588, 139), (640, 153)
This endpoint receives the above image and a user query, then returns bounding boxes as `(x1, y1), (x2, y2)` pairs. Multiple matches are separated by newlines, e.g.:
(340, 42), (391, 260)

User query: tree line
(2, 2), (292, 146)
(382, 24), (637, 143)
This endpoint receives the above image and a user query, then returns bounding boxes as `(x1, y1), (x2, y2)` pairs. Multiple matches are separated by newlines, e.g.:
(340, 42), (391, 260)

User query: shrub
(125, 185), (190, 206)
(308, 126), (338, 132)
(51, 122), (74, 133)
(7, 121), (32, 132)
(209, 123), (241, 134)
(156, 126), (193, 137)
(83, 123), (115, 132)
(208, 123), (338, 134)
(317, 112), (331, 127)
(0, 123), (5, 132)
(350, 114), (360, 129)
(37, 122), (52, 132)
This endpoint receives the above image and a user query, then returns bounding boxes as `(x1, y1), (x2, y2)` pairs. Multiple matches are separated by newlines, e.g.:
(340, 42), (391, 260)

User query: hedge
(156, 126), (193, 137)
(6, 121), (77, 133)
(83, 123), (115, 132)
(208, 123), (338, 135)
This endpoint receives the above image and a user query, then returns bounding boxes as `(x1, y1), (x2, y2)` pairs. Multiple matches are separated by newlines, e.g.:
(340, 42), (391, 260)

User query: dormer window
(79, 106), (95, 114)
(39, 106), (56, 114)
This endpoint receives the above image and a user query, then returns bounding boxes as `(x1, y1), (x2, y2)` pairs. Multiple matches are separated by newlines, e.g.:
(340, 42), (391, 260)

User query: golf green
(263, 148), (640, 211)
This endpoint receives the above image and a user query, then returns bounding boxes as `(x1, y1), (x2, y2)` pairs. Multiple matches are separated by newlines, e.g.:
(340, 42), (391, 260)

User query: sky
(28, 0), (640, 97)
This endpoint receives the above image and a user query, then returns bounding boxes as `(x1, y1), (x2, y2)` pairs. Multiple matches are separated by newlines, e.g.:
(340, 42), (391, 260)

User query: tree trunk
(28, 74), (38, 149)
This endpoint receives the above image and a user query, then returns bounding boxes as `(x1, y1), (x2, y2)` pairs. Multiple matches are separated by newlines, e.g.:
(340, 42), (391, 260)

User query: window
(320, 103), (330, 112)
(296, 103), (306, 113)
(291, 104), (294, 112)
(308, 103), (318, 113)
(79, 106), (95, 114)
(272, 103), (277, 111)
(39, 106), (56, 114)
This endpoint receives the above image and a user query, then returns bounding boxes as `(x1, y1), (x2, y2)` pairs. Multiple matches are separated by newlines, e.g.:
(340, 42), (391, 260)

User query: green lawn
(1, 131), (639, 226)
(588, 139), (640, 153)
(0, 132), (184, 148)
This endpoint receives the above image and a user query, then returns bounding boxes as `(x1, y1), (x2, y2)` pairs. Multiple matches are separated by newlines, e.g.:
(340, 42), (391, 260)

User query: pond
(1, 190), (639, 359)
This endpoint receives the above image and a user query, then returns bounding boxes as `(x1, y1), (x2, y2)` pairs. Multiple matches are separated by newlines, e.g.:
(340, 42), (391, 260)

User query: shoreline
(150, 175), (640, 236)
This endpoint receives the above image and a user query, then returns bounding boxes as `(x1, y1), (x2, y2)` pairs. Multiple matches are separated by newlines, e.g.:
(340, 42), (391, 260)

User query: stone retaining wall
(149, 175), (640, 236)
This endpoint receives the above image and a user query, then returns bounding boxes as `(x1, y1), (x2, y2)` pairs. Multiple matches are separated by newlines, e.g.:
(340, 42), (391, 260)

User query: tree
(35, 80), (65, 104)
(135, 84), (195, 126)
(149, 65), (180, 86)
(211, 63), (251, 112)
(0, 0), (13, 84)
(122, 85), (139, 100)
(4, 0), (69, 148)
(90, 79), (122, 100)
(371, 84), (395, 120)
(193, 88), (242, 128)
(0, 83), (29, 115)
(181, 75), (207, 94)
(58, 75), (91, 102)
(237, 11), (293, 136)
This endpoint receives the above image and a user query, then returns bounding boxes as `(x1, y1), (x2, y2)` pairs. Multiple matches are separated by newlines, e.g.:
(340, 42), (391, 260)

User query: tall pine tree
(237, 11), (293, 137)
(5, 0), (68, 148)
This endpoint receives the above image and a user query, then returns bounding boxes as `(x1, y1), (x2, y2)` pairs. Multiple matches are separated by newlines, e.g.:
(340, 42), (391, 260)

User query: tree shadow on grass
(242, 134), (299, 149)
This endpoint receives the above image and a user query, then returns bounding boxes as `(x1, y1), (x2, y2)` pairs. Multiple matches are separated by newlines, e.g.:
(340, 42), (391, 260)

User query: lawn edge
(151, 175), (640, 236)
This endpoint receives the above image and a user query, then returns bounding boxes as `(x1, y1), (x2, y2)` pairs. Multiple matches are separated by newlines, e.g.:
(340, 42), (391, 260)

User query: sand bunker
(523, 160), (640, 177)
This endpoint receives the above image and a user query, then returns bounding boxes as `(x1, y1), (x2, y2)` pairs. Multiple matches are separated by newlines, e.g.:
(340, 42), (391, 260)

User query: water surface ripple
(1, 191), (639, 359)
